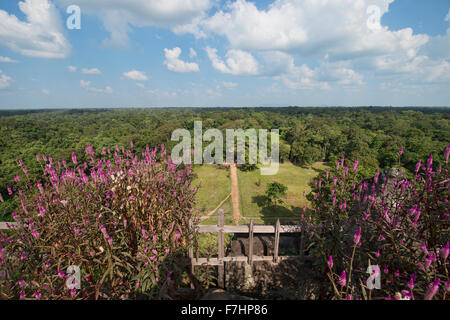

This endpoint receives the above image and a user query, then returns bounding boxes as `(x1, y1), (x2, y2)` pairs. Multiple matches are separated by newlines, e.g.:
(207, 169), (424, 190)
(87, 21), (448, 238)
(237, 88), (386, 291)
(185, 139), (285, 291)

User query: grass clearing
(192, 165), (232, 224)
(193, 161), (327, 225)
(237, 161), (327, 224)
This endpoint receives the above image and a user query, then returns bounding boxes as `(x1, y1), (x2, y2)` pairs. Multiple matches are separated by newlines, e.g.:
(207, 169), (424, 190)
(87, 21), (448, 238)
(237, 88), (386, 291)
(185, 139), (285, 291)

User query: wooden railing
(1, 211), (309, 289)
(190, 209), (306, 288)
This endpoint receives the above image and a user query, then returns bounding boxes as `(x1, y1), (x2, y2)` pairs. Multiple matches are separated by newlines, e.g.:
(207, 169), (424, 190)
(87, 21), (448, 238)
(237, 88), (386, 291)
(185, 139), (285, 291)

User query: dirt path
(229, 164), (242, 224)
(200, 193), (231, 221)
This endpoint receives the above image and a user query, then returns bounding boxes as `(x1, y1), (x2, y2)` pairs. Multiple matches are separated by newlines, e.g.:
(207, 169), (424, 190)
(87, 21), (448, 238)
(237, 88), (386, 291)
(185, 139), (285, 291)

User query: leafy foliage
(308, 146), (450, 300)
(0, 143), (198, 300)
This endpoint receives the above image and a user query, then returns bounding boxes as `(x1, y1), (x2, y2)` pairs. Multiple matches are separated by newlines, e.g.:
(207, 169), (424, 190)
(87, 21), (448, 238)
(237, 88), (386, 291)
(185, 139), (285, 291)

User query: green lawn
(237, 161), (327, 224)
(193, 161), (327, 225)
(192, 165), (232, 224)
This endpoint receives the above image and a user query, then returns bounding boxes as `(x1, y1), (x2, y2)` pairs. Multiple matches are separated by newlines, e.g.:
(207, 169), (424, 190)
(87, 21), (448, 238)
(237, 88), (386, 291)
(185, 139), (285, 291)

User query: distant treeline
(0, 107), (449, 219)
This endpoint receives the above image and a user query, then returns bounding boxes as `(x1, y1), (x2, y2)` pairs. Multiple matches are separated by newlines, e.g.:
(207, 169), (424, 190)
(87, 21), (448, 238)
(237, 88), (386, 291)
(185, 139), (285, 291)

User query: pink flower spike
(408, 277), (415, 290)
(339, 270), (347, 287)
(439, 243), (449, 261)
(328, 256), (333, 269)
(31, 230), (39, 239)
(445, 280), (450, 292)
(421, 242), (429, 255)
(71, 152), (78, 165)
(444, 145), (450, 164)
(424, 279), (440, 300)
(19, 291), (25, 299)
(425, 255), (433, 270)
(353, 228), (361, 245)
(415, 160), (421, 173)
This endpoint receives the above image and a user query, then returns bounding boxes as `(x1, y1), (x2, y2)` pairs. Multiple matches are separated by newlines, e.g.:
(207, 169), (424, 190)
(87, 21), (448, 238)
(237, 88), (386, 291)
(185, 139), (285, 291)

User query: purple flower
(31, 230), (39, 239)
(415, 160), (422, 173)
(71, 152), (78, 165)
(397, 146), (403, 157)
(19, 291), (25, 299)
(424, 279), (440, 300)
(439, 243), (449, 261)
(421, 242), (429, 255)
(408, 277), (415, 290)
(353, 228), (361, 245)
(383, 208), (391, 224)
(444, 145), (450, 164)
(353, 158), (359, 172)
(34, 291), (41, 300)
(426, 154), (433, 170)
(339, 270), (347, 287)
(328, 256), (333, 269)
(374, 170), (380, 184)
(425, 254), (433, 270)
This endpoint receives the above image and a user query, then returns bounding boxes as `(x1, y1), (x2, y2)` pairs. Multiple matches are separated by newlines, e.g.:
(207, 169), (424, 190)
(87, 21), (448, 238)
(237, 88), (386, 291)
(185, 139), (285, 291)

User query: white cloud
(68, 65), (77, 72)
(0, 0), (70, 58)
(259, 51), (363, 90)
(56, 0), (212, 48)
(0, 56), (18, 63)
(81, 68), (101, 75)
(42, 89), (50, 95)
(205, 47), (259, 75)
(189, 48), (197, 59)
(123, 70), (148, 81)
(164, 47), (199, 73)
(136, 83), (145, 88)
(445, 9), (450, 22)
(223, 81), (237, 89)
(177, 0), (450, 88)
(80, 80), (113, 94)
(0, 70), (12, 89)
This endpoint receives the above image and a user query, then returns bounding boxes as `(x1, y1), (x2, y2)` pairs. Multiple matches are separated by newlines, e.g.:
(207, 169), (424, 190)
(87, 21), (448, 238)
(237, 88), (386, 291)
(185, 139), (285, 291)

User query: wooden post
(188, 219), (195, 289)
(217, 209), (225, 288)
(299, 220), (305, 261)
(274, 219), (280, 263)
(248, 219), (254, 266)
(188, 219), (194, 272)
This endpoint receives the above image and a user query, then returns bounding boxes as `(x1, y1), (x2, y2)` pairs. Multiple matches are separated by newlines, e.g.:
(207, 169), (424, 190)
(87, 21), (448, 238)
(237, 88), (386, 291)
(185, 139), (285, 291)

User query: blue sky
(0, 0), (449, 108)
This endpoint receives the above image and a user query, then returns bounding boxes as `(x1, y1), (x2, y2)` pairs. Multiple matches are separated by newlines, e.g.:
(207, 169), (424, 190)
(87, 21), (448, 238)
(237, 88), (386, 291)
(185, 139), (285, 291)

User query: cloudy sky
(0, 0), (449, 108)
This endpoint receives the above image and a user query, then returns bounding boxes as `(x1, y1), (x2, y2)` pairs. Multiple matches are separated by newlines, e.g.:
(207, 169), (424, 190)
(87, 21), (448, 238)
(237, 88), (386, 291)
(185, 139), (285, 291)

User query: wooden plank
(217, 209), (225, 288)
(274, 219), (280, 263)
(191, 255), (303, 266)
(248, 220), (254, 266)
(0, 222), (18, 230)
(197, 224), (302, 234)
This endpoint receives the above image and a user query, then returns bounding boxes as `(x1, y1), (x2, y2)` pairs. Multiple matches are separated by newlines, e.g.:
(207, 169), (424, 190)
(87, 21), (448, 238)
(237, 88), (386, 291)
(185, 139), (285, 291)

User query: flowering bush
(0, 143), (198, 300)
(309, 146), (450, 300)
